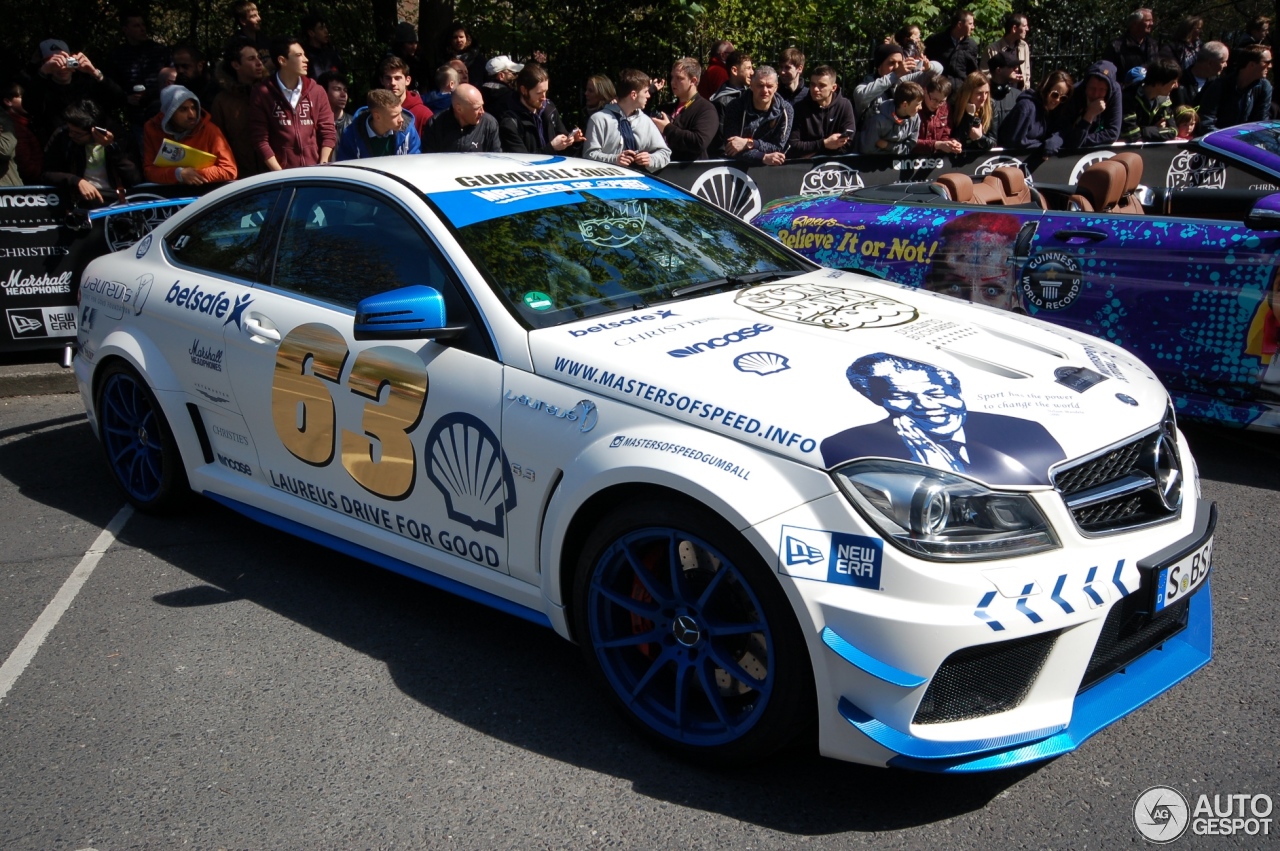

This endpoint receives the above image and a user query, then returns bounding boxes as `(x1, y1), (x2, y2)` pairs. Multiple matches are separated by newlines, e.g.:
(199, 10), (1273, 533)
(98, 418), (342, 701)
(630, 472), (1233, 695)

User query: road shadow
(0, 421), (1036, 835)
(1181, 422), (1280, 492)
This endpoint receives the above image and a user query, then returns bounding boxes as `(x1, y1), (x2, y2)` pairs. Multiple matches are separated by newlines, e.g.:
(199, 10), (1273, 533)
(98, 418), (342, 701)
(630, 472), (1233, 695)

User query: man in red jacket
(379, 56), (432, 137)
(142, 85), (237, 185)
(248, 36), (335, 170)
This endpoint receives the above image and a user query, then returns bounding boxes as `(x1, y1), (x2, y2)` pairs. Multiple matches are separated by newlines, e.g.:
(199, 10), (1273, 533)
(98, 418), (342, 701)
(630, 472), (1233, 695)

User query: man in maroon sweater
(248, 36), (335, 169)
(379, 56), (432, 138)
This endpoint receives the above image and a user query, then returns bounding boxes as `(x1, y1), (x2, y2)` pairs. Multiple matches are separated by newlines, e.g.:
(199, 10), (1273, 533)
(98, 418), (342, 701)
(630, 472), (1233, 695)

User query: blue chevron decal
(975, 590), (1004, 631)
(1016, 583), (1043, 624)
(1051, 574), (1075, 614)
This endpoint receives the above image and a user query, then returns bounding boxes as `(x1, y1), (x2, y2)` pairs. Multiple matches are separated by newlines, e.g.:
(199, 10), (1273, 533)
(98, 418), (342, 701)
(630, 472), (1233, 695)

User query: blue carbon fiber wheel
(575, 501), (813, 763)
(97, 363), (189, 511)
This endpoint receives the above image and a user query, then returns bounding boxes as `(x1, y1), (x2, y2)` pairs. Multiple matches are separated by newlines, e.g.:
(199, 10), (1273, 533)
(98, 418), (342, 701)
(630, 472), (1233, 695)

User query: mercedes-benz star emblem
(672, 614), (701, 647)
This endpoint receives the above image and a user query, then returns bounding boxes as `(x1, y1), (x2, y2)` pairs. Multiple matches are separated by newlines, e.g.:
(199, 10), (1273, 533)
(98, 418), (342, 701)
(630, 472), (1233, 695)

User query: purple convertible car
(754, 122), (1280, 431)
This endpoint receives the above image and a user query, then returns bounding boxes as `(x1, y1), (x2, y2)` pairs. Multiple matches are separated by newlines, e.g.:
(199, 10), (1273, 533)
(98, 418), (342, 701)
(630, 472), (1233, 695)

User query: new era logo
(785, 535), (824, 566)
(7, 310), (44, 337)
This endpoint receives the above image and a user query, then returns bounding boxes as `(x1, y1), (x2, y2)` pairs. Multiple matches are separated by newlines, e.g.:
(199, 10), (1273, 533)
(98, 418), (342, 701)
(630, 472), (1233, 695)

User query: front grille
(1078, 589), (1190, 693)
(1053, 414), (1182, 535)
(914, 631), (1058, 724)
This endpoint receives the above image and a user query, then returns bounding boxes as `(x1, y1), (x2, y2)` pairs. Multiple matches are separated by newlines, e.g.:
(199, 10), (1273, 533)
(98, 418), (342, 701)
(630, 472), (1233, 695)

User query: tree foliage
(2, 0), (1274, 124)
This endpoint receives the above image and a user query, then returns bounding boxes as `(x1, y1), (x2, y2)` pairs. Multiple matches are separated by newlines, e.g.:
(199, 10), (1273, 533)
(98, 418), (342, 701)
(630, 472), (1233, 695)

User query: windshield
(430, 175), (814, 328)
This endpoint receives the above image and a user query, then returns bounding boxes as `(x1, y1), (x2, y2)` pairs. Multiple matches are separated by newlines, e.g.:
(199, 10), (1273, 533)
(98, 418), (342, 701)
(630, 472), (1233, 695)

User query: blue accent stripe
(838, 697), (1064, 759)
(1083, 567), (1104, 606)
(88, 197), (197, 219)
(883, 581), (1213, 772)
(1112, 559), (1131, 596)
(821, 627), (927, 688)
(204, 491), (553, 629)
(975, 590), (1004, 632)
(1016, 583), (1043, 624)
(1051, 574), (1075, 614)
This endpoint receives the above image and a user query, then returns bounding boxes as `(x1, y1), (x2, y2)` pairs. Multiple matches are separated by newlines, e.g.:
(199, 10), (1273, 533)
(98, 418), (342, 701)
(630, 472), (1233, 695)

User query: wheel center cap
(672, 614), (701, 647)
(136, 426), (149, 446)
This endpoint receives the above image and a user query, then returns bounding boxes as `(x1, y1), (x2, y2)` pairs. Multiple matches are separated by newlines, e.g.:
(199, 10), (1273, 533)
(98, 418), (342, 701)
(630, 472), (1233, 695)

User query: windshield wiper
(670, 270), (800, 299)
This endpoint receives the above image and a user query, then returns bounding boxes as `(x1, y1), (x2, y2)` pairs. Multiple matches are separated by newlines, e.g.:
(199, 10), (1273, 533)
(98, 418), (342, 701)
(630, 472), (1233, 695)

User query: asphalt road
(0, 391), (1276, 850)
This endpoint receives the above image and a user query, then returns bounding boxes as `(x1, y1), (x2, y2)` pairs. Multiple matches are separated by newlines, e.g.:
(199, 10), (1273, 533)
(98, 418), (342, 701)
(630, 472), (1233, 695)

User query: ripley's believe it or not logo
(1019, 251), (1082, 311)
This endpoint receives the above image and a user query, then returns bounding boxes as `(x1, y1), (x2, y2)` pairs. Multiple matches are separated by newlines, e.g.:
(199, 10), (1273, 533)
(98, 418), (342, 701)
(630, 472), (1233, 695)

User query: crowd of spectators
(0, 4), (1275, 200)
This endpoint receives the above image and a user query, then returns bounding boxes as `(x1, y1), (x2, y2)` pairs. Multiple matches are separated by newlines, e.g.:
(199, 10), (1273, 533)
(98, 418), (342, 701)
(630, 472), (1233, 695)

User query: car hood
(530, 272), (1169, 484)
(1198, 119), (1280, 181)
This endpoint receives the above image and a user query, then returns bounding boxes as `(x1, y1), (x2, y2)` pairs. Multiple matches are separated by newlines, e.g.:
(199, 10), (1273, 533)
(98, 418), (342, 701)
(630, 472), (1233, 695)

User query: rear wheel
(96, 362), (190, 512)
(573, 499), (813, 764)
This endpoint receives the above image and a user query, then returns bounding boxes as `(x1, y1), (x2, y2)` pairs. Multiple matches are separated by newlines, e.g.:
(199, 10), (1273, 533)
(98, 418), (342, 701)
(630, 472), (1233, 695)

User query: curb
(0, 363), (78, 398)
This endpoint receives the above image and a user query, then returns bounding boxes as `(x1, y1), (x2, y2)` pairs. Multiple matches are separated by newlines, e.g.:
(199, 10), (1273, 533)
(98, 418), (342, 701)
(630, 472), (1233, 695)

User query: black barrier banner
(0, 185), (193, 353)
(659, 140), (1263, 220)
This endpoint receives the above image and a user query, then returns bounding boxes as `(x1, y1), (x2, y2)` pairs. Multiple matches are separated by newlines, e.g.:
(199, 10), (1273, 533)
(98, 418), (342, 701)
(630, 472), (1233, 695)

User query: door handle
(1053, 229), (1107, 243)
(243, 315), (281, 342)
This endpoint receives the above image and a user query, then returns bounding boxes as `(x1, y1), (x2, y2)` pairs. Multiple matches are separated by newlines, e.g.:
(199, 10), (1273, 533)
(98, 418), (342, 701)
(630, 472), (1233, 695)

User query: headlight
(833, 460), (1059, 561)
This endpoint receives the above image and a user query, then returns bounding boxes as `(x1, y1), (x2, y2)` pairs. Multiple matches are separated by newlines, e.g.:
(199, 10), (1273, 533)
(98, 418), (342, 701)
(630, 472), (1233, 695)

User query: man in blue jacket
(1200, 45), (1273, 133)
(335, 88), (420, 160)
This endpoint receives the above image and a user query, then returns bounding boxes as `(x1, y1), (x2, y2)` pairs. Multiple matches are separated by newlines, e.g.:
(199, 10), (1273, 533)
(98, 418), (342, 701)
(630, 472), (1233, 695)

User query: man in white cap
(142, 85), (237, 185)
(481, 55), (522, 115)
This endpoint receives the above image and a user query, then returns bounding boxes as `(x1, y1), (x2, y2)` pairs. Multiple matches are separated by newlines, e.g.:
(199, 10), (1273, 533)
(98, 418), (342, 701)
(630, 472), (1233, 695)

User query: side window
(272, 186), (452, 309)
(165, 188), (280, 281)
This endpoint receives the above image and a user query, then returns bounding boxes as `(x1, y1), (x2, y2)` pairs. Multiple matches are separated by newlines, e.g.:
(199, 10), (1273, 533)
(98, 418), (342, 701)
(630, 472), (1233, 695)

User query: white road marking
(0, 504), (133, 703)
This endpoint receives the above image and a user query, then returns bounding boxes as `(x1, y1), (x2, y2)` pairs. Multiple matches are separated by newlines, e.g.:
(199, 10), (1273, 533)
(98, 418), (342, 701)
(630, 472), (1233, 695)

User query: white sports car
(74, 154), (1213, 771)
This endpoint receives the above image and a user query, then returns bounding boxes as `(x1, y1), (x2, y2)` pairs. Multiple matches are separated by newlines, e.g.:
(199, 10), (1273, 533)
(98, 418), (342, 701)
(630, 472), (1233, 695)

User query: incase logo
(667, 323), (773, 357)
(216, 453), (252, 476)
(0, 193), (59, 208)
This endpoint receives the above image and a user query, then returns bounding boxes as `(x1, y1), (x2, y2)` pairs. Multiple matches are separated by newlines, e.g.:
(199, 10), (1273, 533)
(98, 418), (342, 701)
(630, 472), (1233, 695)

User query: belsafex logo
(778, 525), (882, 590)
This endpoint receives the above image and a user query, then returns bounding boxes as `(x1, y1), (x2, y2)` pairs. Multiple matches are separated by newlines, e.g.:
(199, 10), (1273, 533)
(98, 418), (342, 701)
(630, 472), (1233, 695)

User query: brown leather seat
(1067, 159), (1126, 212)
(934, 173), (973, 203)
(1111, 151), (1145, 214)
(970, 181), (1003, 205)
(982, 167), (1033, 205)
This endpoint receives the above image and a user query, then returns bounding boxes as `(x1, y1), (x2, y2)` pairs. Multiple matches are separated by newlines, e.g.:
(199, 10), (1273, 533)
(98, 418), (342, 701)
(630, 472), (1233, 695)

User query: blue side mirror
(354, 285), (465, 341)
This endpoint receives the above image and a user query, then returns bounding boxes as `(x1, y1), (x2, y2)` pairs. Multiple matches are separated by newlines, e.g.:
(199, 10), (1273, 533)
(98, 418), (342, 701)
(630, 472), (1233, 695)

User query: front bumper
(754, 466), (1214, 770)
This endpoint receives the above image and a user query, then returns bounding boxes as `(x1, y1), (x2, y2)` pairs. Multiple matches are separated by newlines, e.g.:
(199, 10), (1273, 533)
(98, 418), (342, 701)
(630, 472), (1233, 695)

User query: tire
(573, 499), (814, 765)
(96, 362), (191, 513)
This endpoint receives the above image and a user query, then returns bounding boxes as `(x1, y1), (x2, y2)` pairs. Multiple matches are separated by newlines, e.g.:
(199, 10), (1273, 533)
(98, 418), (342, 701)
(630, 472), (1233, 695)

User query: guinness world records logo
(1019, 250), (1083, 310)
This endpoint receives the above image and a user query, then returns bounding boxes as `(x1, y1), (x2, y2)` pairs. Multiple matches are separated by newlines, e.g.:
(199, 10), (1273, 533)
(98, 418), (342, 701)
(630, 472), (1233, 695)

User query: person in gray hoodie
(859, 80), (924, 156)
(583, 68), (670, 172)
(142, 84), (238, 185)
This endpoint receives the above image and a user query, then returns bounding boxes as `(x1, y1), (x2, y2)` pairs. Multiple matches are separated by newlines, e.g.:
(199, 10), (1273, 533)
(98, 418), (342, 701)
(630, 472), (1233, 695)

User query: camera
(65, 56), (80, 69)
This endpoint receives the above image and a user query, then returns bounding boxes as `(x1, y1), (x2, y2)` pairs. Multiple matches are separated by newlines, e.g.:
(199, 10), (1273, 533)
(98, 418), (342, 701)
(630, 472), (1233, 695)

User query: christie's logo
(189, 338), (224, 371)
(0, 193), (59, 208)
(3, 269), (72, 295)
(211, 424), (250, 445)
(667, 323), (773, 357)
(569, 309), (676, 337)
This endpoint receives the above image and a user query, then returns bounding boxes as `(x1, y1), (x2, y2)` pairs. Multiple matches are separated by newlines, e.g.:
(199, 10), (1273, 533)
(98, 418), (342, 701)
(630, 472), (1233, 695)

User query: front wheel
(573, 499), (814, 764)
(96, 362), (191, 512)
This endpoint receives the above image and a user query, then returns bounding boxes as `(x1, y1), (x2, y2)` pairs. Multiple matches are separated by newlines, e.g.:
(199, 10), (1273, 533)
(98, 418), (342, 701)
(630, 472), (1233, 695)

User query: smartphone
(841, 129), (855, 138)
(92, 126), (109, 136)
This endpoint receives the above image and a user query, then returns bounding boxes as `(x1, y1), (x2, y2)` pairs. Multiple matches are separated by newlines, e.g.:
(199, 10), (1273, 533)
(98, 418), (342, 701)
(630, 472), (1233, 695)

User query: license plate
(1151, 536), (1212, 612)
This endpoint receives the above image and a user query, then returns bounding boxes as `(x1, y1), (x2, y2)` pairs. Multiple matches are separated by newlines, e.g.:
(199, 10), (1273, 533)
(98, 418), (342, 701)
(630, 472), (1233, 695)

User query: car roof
(328, 153), (632, 196)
